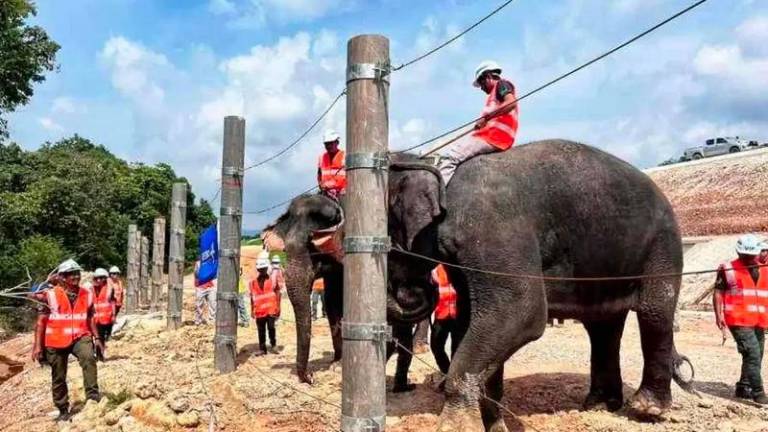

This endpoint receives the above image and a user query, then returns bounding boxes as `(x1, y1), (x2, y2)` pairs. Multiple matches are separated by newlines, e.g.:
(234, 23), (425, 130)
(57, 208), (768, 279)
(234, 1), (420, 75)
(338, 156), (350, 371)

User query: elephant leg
(480, 365), (509, 432)
(628, 240), (679, 419)
(392, 324), (416, 393)
(582, 312), (628, 411)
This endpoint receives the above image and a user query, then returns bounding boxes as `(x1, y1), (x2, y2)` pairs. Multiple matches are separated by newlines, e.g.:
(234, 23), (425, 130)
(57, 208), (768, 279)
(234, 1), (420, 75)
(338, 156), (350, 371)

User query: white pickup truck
(682, 137), (748, 160)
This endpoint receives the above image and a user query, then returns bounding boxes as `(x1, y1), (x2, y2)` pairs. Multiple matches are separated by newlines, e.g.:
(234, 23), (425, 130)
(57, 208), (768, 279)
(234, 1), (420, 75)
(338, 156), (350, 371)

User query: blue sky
(7, 0), (768, 229)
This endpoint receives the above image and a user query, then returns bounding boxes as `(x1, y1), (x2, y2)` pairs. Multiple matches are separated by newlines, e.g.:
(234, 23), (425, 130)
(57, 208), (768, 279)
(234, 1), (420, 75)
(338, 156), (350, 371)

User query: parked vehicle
(683, 137), (747, 160)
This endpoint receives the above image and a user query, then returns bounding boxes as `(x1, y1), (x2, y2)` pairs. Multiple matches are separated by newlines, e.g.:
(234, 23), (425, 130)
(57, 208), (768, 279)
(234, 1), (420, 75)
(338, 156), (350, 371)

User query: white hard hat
(271, 256), (281, 264)
(109, 266), (121, 274)
(736, 234), (762, 256)
(57, 259), (82, 274)
(93, 268), (109, 278)
(323, 129), (340, 143)
(760, 241), (768, 251)
(256, 258), (270, 270)
(473, 60), (502, 87)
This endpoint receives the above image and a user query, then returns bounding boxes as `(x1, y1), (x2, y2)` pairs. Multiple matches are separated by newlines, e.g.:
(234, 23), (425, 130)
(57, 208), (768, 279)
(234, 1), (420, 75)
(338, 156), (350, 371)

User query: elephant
(262, 195), (418, 392)
(385, 139), (692, 431)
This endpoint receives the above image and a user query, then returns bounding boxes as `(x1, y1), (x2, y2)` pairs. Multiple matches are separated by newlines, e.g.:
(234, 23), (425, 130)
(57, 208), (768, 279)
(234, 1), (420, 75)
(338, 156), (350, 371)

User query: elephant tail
(672, 347), (699, 396)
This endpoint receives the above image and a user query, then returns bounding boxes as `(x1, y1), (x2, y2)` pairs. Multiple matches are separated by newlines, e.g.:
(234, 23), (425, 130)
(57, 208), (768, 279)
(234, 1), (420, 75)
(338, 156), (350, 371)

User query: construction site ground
(2, 286), (768, 432)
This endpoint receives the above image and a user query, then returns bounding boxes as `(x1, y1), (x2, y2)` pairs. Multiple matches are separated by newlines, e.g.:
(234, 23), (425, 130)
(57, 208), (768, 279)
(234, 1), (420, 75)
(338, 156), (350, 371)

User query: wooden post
(151, 217), (166, 312)
(167, 183), (188, 330)
(214, 116), (245, 374)
(140, 235), (149, 309)
(126, 224), (139, 314)
(342, 35), (390, 432)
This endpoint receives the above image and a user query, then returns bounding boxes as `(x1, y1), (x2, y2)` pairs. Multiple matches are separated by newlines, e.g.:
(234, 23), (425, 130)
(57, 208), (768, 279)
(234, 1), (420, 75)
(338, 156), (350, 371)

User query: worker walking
(430, 264), (459, 374)
(714, 234), (768, 404)
(194, 259), (217, 325)
(317, 129), (346, 200)
(251, 257), (280, 355)
(31, 259), (104, 421)
(107, 266), (124, 317)
(311, 278), (325, 321)
(92, 268), (116, 359)
(438, 61), (519, 184)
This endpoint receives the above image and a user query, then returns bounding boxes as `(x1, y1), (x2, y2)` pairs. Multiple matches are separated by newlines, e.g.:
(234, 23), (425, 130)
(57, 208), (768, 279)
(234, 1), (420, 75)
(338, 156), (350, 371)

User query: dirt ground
(3, 292), (768, 431)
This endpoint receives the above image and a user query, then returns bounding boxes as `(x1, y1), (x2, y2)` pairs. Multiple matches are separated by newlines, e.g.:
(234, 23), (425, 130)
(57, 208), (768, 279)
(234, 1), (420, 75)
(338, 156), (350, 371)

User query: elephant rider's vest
(432, 265), (457, 320)
(108, 278), (124, 307)
(312, 278), (325, 293)
(472, 80), (519, 151)
(318, 150), (346, 193)
(250, 277), (278, 319)
(44, 285), (94, 349)
(93, 284), (115, 326)
(721, 258), (768, 328)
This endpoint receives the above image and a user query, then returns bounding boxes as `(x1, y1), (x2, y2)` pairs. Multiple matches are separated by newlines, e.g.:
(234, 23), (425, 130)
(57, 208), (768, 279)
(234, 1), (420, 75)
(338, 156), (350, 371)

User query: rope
(392, 0), (709, 155)
(391, 0), (518, 72)
(392, 338), (545, 432)
(392, 246), (768, 282)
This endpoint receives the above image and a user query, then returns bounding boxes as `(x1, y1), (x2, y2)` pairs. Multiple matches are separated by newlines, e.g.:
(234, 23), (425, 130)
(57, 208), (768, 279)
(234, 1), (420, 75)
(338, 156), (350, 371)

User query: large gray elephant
(385, 140), (691, 431)
(262, 196), (418, 392)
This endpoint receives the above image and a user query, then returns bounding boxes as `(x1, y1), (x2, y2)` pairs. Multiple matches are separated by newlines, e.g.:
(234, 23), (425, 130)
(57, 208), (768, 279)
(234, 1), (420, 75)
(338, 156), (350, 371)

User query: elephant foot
(488, 418), (510, 432)
(583, 389), (623, 412)
(392, 381), (416, 393)
(413, 342), (430, 355)
(297, 370), (314, 385)
(436, 405), (484, 432)
(628, 388), (670, 421)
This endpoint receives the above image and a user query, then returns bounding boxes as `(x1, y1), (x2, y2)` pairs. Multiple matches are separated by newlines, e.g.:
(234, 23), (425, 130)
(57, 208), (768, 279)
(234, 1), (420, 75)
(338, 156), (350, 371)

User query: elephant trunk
(284, 257), (315, 384)
(386, 290), (433, 324)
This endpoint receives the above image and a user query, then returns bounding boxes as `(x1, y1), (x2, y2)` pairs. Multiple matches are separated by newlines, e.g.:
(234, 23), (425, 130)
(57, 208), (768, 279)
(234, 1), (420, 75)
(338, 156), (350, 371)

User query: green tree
(0, 0), (60, 139)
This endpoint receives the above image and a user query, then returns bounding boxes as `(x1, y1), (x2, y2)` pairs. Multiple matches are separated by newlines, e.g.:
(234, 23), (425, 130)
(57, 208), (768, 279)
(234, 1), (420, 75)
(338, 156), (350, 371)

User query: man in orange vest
(317, 129), (346, 200)
(92, 268), (116, 359)
(107, 266), (124, 317)
(430, 264), (459, 374)
(438, 60), (519, 184)
(30, 259), (104, 421)
(714, 234), (768, 404)
(250, 257), (280, 355)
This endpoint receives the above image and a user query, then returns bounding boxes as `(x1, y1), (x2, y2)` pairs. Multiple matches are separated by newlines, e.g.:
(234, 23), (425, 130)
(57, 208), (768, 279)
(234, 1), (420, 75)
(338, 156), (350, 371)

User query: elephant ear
(389, 166), (445, 250)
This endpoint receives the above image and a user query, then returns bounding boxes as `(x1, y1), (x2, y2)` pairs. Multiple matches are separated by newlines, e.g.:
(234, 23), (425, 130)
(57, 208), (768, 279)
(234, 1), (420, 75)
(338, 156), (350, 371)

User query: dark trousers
(96, 323), (113, 342)
(431, 319), (458, 374)
(256, 316), (277, 351)
(730, 326), (766, 395)
(45, 337), (99, 410)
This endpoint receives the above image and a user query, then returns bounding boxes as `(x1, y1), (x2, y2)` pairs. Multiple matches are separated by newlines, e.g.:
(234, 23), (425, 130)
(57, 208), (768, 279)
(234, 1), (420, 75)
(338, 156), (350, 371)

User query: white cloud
(216, 0), (355, 28)
(51, 97), (77, 114)
(38, 117), (64, 133)
(208, 0), (236, 15)
(101, 37), (170, 112)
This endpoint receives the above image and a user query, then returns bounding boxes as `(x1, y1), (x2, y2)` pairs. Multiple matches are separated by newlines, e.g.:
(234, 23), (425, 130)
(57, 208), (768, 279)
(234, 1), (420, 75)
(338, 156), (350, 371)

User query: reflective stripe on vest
(722, 259), (768, 328)
(44, 286), (93, 349)
(94, 284), (115, 325)
(318, 151), (346, 191)
(250, 278), (278, 319)
(432, 265), (457, 320)
(472, 80), (519, 151)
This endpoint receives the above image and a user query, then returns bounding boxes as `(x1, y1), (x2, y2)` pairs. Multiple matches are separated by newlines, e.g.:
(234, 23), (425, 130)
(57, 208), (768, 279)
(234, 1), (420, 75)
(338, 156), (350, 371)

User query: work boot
(753, 393), (768, 405)
(735, 386), (753, 400)
(55, 407), (71, 422)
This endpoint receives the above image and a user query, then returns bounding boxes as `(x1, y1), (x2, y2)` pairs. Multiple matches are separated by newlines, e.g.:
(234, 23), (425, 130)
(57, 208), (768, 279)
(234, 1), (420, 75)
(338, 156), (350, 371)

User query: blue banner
(197, 224), (218, 284)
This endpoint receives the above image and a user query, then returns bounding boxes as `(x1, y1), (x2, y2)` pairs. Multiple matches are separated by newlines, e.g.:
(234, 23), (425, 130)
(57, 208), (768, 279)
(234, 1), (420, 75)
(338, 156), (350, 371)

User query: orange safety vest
(93, 283), (115, 325)
(312, 278), (325, 293)
(109, 278), (124, 307)
(432, 265), (457, 320)
(44, 285), (94, 349)
(250, 277), (278, 319)
(318, 151), (346, 192)
(721, 259), (768, 328)
(472, 80), (519, 150)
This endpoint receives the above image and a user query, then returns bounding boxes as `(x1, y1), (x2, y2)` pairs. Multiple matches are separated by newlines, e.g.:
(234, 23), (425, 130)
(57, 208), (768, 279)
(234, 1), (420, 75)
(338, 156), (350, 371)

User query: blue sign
(197, 224), (218, 284)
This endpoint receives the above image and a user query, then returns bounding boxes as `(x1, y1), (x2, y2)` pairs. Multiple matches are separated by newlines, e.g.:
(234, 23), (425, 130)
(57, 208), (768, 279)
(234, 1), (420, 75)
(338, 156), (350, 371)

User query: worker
(194, 259), (217, 325)
(30, 259), (103, 421)
(92, 268), (116, 358)
(270, 255), (287, 318)
(317, 129), (346, 200)
(107, 266), (124, 317)
(438, 60), (519, 184)
(311, 278), (325, 321)
(237, 268), (249, 327)
(250, 256), (279, 355)
(714, 234), (768, 404)
(430, 264), (458, 374)
(759, 241), (768, 265)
